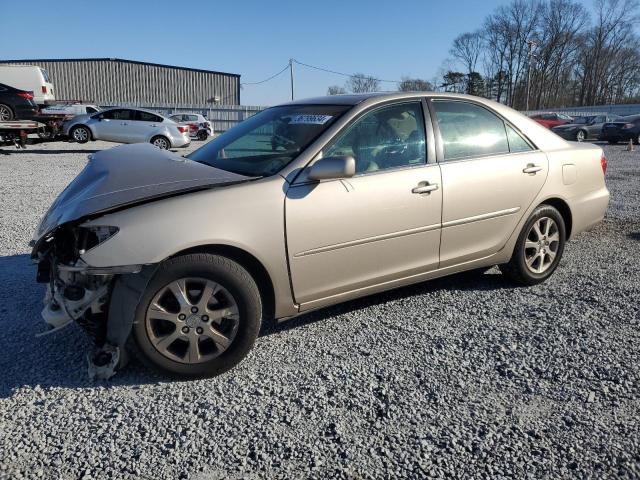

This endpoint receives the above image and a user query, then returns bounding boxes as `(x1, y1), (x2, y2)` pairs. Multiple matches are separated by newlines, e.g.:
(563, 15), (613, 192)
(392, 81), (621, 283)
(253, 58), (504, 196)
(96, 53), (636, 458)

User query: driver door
(93, 109), (134, 142)
(285, 101), (442, 308)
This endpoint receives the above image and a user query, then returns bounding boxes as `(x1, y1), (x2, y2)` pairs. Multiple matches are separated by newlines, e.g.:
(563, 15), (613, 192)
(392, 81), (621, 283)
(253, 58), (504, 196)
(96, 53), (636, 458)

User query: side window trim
(321, 99), (431, 176)
(427, 98), (538, 163)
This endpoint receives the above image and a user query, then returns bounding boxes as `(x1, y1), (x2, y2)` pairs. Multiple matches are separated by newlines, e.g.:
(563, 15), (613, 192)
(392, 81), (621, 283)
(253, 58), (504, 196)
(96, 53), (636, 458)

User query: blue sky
(1, 0), (509, 105)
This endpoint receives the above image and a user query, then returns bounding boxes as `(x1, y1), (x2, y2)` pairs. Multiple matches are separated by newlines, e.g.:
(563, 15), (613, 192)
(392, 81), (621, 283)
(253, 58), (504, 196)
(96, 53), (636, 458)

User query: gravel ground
(0, 139), (639, 479)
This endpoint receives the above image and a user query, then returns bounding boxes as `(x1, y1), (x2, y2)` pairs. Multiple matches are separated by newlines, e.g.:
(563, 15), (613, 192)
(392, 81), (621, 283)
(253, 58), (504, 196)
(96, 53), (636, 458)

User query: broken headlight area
(34, 224), (119, 334)
(33, 223), (141, 379)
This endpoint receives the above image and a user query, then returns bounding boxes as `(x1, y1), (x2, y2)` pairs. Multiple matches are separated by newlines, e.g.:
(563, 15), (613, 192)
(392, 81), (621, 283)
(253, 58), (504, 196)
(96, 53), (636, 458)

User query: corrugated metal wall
(0, 59), (240, 106)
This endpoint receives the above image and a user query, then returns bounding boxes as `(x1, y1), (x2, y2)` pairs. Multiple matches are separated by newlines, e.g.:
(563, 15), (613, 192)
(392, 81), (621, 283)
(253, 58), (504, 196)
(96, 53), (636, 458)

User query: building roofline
(0, 58), (240, 78)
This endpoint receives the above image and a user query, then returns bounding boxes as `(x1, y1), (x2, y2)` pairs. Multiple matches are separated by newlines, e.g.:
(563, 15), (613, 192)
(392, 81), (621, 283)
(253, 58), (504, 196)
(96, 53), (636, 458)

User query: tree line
(327, 0), (640, 110)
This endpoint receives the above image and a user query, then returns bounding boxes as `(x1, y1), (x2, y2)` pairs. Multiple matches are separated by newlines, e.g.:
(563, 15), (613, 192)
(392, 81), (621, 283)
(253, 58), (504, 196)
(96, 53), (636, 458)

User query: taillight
(17, 91), (34, 100)
(41, 86), (47, 93)
(600, 153), (607, 176)
(622, 123), (634, 130)
(177, 126), (189, 133)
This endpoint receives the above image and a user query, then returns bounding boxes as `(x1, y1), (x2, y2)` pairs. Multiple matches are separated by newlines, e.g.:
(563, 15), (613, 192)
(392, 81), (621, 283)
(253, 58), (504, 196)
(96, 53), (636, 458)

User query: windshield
(187, 104), (350, 176)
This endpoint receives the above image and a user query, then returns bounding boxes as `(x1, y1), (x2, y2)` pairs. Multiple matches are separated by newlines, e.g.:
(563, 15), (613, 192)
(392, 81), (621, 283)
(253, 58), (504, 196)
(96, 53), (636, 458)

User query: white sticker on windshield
(287, 114), (333, 125)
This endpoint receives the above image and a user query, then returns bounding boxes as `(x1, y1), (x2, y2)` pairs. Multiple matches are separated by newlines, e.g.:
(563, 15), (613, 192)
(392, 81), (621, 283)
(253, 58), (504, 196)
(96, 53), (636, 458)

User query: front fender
(80, 176), (297, 318)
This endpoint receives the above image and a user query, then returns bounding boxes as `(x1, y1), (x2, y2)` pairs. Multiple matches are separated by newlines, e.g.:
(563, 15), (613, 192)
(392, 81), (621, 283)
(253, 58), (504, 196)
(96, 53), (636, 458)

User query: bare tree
(398, 77), (433, 91)
(346, 74), (380, 93)
(327, 85), (346, 95)
(454, 0), (640, 108)
(451, 31), (483, 74)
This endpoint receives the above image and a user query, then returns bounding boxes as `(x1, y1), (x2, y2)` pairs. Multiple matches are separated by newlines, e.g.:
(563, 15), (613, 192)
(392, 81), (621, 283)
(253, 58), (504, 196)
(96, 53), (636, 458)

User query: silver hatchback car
(34, 93), (609, 378)
(63, 107), (191, 149)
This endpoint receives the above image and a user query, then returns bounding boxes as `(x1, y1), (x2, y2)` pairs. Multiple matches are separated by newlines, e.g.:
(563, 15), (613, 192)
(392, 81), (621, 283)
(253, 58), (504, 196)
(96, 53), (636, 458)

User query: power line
(293, 59), (402, 84)
(240, 64), (290, 86)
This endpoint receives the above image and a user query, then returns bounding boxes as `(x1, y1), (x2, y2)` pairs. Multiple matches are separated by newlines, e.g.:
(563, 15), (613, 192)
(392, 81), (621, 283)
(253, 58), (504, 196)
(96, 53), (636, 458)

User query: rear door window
(136, 111), (163, 122)
(432, 100), (510, 161)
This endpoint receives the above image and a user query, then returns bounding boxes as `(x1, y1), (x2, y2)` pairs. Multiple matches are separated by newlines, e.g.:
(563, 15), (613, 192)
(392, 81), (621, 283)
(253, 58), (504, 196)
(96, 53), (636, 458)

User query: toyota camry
(31, 93), (609, 378)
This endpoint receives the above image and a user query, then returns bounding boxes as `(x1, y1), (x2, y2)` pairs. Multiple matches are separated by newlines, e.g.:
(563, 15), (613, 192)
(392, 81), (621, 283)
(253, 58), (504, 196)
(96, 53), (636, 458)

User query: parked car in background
(63, 107), (191, 149)
(32, 92), (609, 378)
(552, 114), (623, 141)
(170, 113), (213, 140)
(0, 65), (55, 106)
(0, 82), (39, 121)
(530, 112), (573, 129)
(599, 115), (640, 145)
(41, 104), (101, 117)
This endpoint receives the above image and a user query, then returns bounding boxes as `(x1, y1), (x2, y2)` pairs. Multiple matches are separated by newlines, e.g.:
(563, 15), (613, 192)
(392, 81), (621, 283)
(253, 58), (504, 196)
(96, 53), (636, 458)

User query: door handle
(412, 182), (439, 194)
(523, 164), (542, 174)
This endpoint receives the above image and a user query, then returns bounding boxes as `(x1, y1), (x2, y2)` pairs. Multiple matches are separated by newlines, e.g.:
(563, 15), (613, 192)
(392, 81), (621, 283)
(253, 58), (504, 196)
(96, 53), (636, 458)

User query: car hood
(33, 143), (251, 243)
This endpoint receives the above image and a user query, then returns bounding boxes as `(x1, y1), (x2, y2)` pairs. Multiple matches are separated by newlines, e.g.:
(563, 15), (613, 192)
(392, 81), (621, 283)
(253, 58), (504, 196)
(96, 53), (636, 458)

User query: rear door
(429, 99), (548, 267)
(130, 110), (164, 142)
(588, 115), (606, 138)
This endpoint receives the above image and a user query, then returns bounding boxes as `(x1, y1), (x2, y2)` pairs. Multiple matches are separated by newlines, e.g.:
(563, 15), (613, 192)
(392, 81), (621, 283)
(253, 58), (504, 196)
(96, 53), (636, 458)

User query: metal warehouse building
(0, 58), (240, 107)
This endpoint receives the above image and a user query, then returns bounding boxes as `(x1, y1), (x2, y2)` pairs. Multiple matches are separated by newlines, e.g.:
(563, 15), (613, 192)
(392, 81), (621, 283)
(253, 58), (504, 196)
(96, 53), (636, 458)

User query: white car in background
(41, 104), (101, 116)
(0, 65), (55, 106)
(170, 113), (213, 140)
(63, 107), (191, 149)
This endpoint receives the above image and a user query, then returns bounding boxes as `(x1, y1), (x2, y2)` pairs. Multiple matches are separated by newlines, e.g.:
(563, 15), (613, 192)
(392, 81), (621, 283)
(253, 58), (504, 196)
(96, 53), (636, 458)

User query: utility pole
(289, 58), (295, 101)
(526, 39), (538, 111)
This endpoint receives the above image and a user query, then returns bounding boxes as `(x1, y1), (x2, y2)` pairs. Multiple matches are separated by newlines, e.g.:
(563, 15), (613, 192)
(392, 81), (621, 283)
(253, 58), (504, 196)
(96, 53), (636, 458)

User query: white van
(0, 65), (55, 106)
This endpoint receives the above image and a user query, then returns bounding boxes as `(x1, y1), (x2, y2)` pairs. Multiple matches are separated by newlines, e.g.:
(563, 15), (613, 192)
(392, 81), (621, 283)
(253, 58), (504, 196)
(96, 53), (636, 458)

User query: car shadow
(0, 254), (510, 397)
(628, 232), (640, 242)
(260, 267), (513, 337)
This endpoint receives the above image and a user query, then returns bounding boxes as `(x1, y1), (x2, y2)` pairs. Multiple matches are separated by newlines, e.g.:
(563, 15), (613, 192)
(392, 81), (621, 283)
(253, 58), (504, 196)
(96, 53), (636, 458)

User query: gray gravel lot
(0, 139), (639, 479)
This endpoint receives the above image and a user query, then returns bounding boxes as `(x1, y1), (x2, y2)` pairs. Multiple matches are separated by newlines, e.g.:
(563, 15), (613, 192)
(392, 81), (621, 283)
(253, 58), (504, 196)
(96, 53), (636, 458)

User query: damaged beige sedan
(32, 93), (609, 378)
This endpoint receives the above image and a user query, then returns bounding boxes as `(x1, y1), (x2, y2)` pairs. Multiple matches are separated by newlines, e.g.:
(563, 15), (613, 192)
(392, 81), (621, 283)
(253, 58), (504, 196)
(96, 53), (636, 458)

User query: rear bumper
(569, 186), (610, 239)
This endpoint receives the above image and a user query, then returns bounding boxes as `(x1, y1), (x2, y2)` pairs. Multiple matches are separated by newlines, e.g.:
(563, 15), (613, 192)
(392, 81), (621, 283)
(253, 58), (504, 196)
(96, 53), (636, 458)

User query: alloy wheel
(145, 277), (240, 364)
(73, 127), (88, 142)
(576, 130), (585, 142)
(0, 105), (12, 121)
(153, 137), (169, 149)
(523, 216), (560, 274)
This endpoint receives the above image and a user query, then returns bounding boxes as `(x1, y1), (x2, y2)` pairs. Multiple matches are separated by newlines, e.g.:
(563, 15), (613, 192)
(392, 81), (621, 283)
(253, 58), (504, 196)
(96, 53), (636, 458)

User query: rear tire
(499, 205), (566, 286)
(197, 130), (208, 141)
(131, 254), (262, 377)
(70, 125), (90, 143)
(0, 104), (14, 121)
(151, 135), (170, 149)
(576, 129), (587, 142)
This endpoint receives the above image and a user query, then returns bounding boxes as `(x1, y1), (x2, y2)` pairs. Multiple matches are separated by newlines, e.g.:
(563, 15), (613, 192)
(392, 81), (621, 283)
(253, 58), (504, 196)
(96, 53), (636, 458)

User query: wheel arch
(167, 244), (276, 321)
(538, 197), (573, 239)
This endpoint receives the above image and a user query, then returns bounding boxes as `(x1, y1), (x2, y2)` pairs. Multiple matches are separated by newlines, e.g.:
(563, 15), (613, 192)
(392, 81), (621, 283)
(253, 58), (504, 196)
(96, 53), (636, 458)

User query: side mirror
(307, 155), (356, 181)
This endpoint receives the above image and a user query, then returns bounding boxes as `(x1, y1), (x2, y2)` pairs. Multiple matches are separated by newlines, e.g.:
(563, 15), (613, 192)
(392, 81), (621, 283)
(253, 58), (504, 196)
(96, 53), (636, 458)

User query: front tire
(131, 254), (262, 377)
(500, 205), (566, 286)
(151, 135), (170, 149)
(575, 129), (586, 142)
(70, 125), (91, 143)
